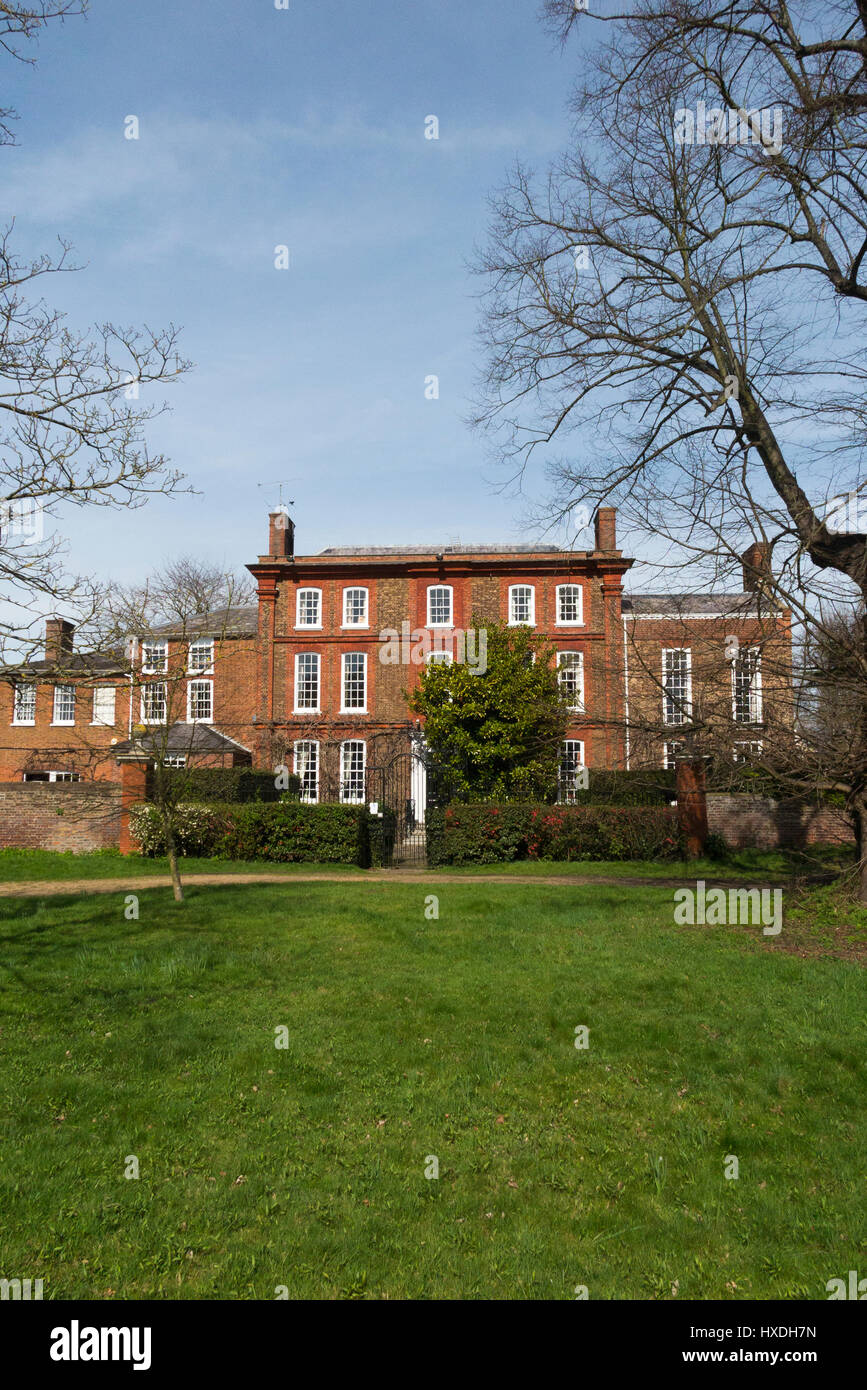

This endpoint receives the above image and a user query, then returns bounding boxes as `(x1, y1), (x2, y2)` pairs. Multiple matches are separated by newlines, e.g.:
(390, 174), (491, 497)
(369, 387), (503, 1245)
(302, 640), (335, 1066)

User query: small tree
(409, 622), (569, 801)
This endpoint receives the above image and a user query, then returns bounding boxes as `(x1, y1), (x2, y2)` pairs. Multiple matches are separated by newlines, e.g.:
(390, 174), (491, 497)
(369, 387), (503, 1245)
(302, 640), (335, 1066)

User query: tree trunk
(161, 812), (184, 903)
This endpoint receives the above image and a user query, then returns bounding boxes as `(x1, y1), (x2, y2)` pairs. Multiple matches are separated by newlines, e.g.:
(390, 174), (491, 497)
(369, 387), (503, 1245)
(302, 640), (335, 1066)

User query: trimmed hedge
(427, 802), (683, 865)
(159, 767), (297, 804)
(561, 768), (677, 806)
(130, 801), (383, 865)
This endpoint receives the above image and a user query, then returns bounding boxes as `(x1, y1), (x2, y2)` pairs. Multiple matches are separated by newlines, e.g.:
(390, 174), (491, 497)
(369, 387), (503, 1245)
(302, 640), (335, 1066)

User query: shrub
(130, 803), (236, 857)
(160, 767), (296, 804)
(130, 801), (383, 865)
(427, 802), (683, 865)
(216, 802), (362, 863)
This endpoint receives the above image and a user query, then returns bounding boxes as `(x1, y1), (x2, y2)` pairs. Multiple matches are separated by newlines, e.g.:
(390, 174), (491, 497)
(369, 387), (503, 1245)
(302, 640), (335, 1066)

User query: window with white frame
(341, 653), (367, 711)
(733, 740), (763, 764)
(662, 649), (692, 725)
(294, 740), (319, 803)
(141, 681), (167, 723)
(509, 584), (535, 626)
(188, 638), (214, 674)
(163, 755), (187, 769)
(558, 740), (586, 804)
(557, 651), (584, 711)
(343, 587), (368, 627)
(664, 740), (686, 769)
(187, 679), (213, 722)
(23, 769), (80, 783)
(12, 682), (35, 725)
(427, 585), (453, 627)
(296, 588), (321, 628)
(141, 639), (167, 673)
(52, 684), (76, 725)
(426, 651), (453, 666)
(340, 740), (366, 804)
(294, 653), (320, 711)
(91, 686), (116, 726)
(732, 647), (762, 723)
(556, 584), (583, 625)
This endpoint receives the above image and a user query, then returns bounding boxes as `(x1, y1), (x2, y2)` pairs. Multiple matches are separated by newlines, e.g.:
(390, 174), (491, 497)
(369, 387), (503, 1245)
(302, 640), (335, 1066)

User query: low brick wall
(706, 793), (854, 850)
(0, 782), (122, 852)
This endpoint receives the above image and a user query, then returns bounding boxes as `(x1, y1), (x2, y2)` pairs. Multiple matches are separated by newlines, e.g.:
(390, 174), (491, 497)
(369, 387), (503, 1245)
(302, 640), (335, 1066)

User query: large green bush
(427, 802), (683, 865)
(130, 801), (387, 865)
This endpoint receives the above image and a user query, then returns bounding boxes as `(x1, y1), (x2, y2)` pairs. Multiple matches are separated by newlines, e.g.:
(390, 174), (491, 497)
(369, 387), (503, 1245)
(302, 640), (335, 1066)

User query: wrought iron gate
(366, 749), (427, 866)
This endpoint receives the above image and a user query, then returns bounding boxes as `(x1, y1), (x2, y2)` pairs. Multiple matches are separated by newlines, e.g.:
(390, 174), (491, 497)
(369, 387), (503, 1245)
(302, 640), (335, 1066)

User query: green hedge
(159, 767), (299, 804)
(562, 769), (677, 806)
(130, 802), (382, 865)
(427, 802), (683, 865)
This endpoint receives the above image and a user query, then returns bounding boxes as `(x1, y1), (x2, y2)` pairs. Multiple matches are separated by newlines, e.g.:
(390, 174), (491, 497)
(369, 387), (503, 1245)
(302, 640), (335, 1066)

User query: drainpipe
(127, 634), (138, 737)
(622, 614), (631, 771)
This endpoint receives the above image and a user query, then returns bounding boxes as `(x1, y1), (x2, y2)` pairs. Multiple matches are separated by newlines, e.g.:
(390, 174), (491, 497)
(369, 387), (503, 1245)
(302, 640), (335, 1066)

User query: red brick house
(0, 508), (792, 813)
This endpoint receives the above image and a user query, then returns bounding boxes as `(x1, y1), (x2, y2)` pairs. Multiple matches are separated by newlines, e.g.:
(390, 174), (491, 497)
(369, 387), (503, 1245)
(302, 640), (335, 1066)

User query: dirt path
(0, 870), (794, 898)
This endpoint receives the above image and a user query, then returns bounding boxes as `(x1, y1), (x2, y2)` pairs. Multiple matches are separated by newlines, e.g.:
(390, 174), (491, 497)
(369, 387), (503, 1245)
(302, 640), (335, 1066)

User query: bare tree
(475, 0), (867, 895)
(0, 1), (192, 660)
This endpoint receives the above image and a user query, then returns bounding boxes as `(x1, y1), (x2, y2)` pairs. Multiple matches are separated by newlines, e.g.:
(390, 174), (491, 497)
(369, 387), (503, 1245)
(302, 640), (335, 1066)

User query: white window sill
(295, 625), (322, 632)
(508, 620), (535, 627)
(340, 708), (367, 715)
(294, 708), (321, 715)
(187, 669), (214, 677)
(341, 624), (369, 631)
(12, 720), (35, 727)
(427, 622), (453, 630)
(186, 718), (214, 725)
(90, 721), (115, 727)
(50, 721), (75, 727)
(555, 620), (584, 627)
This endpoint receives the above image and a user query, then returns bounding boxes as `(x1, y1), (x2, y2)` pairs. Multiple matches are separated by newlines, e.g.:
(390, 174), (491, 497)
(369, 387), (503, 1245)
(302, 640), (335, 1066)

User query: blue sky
(2, 0), (592, 588)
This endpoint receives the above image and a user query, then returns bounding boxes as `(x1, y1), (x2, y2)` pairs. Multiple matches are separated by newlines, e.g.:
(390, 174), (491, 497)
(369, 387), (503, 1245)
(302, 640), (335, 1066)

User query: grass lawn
(0, 849), (365, 880)
(0, 845), (851, 883)
(0, 879), (864, 1301)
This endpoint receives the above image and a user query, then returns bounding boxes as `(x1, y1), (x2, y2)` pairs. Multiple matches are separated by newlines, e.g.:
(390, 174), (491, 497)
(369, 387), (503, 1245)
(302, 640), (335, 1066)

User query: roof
(318, 544), (562, 556)
(150, 604), (258, 637)
(623, 592), (780, 617)
(0, 651), (127, 679)
(114, 722), (252, 758)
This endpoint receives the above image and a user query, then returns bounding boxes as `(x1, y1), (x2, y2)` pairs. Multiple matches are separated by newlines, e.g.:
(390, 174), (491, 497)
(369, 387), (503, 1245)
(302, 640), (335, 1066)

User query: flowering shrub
(427, 803), (683, 865)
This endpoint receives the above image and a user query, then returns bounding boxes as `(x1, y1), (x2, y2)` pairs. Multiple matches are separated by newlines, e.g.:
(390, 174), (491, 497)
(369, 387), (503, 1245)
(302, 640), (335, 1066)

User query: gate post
(676, 758), (708, 859)
(117, 756), (150, 854)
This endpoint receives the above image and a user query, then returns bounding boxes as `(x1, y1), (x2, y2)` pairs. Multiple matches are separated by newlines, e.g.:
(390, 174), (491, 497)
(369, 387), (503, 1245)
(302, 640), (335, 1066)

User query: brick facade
(0, 509), (794, 810)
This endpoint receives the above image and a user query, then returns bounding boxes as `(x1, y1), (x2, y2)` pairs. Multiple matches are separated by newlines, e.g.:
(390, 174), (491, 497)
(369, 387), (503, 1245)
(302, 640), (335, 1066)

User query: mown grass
(0, 848), (364, 880)
(0, 879), (863, 1300)
(0, 844), (850, 883)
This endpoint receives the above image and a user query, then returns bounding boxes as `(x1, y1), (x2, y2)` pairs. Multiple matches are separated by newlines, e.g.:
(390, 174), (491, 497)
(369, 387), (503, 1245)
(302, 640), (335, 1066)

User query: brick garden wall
(0, 781), (122, 852)
(706, 793), (854, 849)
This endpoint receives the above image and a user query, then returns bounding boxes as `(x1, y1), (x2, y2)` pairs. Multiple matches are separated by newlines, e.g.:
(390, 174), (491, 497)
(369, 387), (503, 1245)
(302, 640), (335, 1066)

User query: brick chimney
(594, 507), (617, 551)
(44, 617), (74, 663)
(268, 507), (294, 559)
(741, 541), (771, 592)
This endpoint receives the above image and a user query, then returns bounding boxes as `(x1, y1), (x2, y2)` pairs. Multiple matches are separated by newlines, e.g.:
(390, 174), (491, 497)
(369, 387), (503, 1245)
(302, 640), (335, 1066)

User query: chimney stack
(594, 507), (617, 551)
(45, 617), (75, 663)
(741, 541), (771, 592)
(268, 507), (294, 559)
